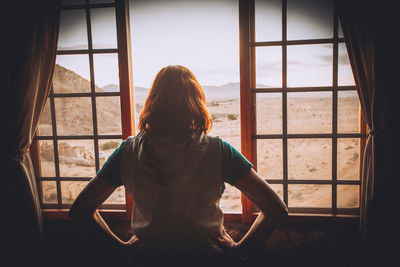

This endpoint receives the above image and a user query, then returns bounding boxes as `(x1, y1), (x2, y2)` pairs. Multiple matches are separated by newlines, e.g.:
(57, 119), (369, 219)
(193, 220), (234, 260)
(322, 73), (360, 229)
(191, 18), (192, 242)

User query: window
(31, 0), (134, 220)
(32, 0), (365, 223)
(239, 0), (365, 222)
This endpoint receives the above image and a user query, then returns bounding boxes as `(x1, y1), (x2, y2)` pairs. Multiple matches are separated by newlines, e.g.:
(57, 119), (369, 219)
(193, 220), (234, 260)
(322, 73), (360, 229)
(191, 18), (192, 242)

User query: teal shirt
(97, 137), (253, 193)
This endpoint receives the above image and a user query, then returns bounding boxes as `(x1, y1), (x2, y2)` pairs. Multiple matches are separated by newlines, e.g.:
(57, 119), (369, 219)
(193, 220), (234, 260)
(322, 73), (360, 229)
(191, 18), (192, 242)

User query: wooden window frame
(31, 0), (134, 221)
(239, 0), (366, 223)
(30, 0), (365, 225)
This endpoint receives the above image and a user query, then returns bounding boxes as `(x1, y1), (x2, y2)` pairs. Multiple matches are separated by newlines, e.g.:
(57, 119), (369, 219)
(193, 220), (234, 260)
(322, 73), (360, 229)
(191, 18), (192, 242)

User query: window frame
(30, 0), (134, 221)
(30, 0), (365, 224)
(239, 0), (366, 223)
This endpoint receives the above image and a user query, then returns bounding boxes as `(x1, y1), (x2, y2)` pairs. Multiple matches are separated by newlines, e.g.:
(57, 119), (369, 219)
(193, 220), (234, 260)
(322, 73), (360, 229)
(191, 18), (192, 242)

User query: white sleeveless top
(120, 131), (223, 251)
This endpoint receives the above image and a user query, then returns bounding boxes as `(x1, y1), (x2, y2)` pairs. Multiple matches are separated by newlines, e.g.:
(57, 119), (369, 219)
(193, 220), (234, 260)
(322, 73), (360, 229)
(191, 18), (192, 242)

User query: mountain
(38, 65), (120, 136)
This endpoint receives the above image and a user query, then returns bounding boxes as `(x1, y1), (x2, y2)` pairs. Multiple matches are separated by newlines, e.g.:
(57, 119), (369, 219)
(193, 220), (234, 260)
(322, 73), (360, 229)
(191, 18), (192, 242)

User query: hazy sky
(56, 0), (354, 88)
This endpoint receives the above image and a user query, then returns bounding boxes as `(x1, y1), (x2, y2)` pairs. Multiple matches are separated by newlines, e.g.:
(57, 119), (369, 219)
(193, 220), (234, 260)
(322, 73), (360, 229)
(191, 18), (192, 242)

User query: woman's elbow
(69, 202), (92, 221)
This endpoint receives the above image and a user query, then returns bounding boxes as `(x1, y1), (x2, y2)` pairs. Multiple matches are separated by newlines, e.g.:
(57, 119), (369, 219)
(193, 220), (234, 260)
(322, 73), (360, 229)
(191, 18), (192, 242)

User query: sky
(56, 0), (354, 89)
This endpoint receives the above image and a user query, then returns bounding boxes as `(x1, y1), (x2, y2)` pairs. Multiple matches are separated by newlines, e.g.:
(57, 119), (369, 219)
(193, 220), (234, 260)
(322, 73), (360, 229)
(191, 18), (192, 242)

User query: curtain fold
(337, 0), (375, 238)
(3, 0), (60, 264)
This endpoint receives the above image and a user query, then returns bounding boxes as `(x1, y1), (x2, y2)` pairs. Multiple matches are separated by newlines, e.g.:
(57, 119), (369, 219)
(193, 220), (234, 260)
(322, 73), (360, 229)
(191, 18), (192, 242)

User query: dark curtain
(2, 0), (60, 265)
(338, 0), (399, 260)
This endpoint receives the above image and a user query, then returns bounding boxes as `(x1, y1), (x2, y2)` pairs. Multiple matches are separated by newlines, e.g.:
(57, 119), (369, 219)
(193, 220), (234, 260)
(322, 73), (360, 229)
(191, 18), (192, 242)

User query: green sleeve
(220, 138), (253, 186)
(96, 140), (126, 187)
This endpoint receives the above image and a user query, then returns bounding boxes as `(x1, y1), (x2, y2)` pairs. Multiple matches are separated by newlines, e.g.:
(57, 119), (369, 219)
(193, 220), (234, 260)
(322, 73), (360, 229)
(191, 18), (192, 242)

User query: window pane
(256, 93), (282, 134)
(338, 43), (355, 86)
(287, 44), (332, 87)
(256, 46), (282, 88)
(288, 139), (331, 180)
(58, 140), (96, 177)
(58, 9), (88, 50)
(207, 97), (241, 151)
(61, 181), (88, 204)
(337, 185), (359, 208)
(287, 0), (333, 40)
(54, 55), (91, 93)
(257, 139), (283, 179)
(42, 181), (58, 204)
(220, 184), (241, 213)
(288, 184), (331, 208)
(287, 92), (332, 134)
(104, 186), (125, 205)
(337, 138), (360, 180)
(255, 0), (282, 42)
(38, 100), (52, 136)
(39, 140), (56, 177)
(338, 20), (344, 38)
(55, 97), (93, 135)
(338, 91), (360, 133)
(91, 7), (118, 49)
(96, 97), (122, 135)
(98, 139), (122, 169)
(93, 53), (119, 91)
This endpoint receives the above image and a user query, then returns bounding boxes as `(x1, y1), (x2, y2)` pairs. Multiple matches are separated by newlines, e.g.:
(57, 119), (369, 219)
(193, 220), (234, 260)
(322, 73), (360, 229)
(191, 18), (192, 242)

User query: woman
(70, 65), (288, 261)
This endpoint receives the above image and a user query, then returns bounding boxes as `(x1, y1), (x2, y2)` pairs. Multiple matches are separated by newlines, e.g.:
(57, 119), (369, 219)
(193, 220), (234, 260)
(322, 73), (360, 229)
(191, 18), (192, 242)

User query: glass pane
(54, 55), (91, 93)
(38, 140), (56, 177)
(61, 181), (89, 204)
(338, 91), (360, 133)
(58, 140), (96, 177)
(338, 43), (355, 86)
(55, 97), (93, 135)
(91, 7), (118, 49)
(288, 184), (331, 208)
(287, 0), (333, 40)
(58, 9), (88, 50)
(96, 97), (122, 135)
(337, 138), (360, 180)
(61, 0), (85, 5)
(255, 0), (282, 42)
(287, 92), (332, 134)
(220, 183), (241, 213)
(38, 99), (52, 136)
(288, 139), (331, 180)
(338, 20), (344, 38)
(257, 139), (283, 179)
(256, 46), (282, 88)
(337, 185), (359, 208)
(256, 93), (282, 134)
(104, 186), (126, 205)
(42, 181), (58, 204)
(287, 44), (332, 87)
(93, 53), (119, 91)
(207, 95), (241, 151)
(98, 139), (122, 169)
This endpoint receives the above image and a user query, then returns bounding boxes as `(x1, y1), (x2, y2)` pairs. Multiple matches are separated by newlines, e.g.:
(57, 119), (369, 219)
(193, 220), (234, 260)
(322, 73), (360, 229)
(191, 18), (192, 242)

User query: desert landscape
(37, 65), (361, 212)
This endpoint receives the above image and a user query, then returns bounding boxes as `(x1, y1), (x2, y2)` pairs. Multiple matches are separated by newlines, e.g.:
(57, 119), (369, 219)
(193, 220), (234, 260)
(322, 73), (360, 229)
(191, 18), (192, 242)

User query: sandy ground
(38, 96), (361, 212)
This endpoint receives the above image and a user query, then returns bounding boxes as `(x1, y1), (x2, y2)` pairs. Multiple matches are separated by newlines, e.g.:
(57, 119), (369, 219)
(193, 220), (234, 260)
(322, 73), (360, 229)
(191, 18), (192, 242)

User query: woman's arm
(69, 175), (137, 248)
(219, 168), (288, 255)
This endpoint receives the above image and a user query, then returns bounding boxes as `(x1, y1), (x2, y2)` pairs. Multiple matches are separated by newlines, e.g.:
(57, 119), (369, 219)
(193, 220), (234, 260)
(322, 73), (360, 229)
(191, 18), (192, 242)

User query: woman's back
(121, 132), (223, 251)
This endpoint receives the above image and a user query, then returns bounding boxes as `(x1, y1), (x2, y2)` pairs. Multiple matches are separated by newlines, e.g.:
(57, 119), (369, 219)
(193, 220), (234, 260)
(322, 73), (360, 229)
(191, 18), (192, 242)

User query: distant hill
(38, 65), (121, 136)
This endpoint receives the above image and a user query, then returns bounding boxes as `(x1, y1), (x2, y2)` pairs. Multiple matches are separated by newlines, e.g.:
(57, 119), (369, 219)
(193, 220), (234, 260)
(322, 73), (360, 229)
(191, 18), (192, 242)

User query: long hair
(139, 65), (212, 136)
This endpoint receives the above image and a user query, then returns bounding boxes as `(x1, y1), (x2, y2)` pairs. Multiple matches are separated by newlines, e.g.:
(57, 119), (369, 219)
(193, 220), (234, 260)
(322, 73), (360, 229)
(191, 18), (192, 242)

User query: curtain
(2, 0), (60, 265)
(338, 1), (399, 255)
(337, 0), (375, 239)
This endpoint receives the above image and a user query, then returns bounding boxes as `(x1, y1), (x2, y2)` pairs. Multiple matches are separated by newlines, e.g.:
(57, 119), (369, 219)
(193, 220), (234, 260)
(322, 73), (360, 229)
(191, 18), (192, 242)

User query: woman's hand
(211, 227), (241, 254)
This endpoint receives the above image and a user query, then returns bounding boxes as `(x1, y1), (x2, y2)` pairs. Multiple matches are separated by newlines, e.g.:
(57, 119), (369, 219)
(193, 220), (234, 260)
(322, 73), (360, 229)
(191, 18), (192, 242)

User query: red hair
(139, 65), (212, 135)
